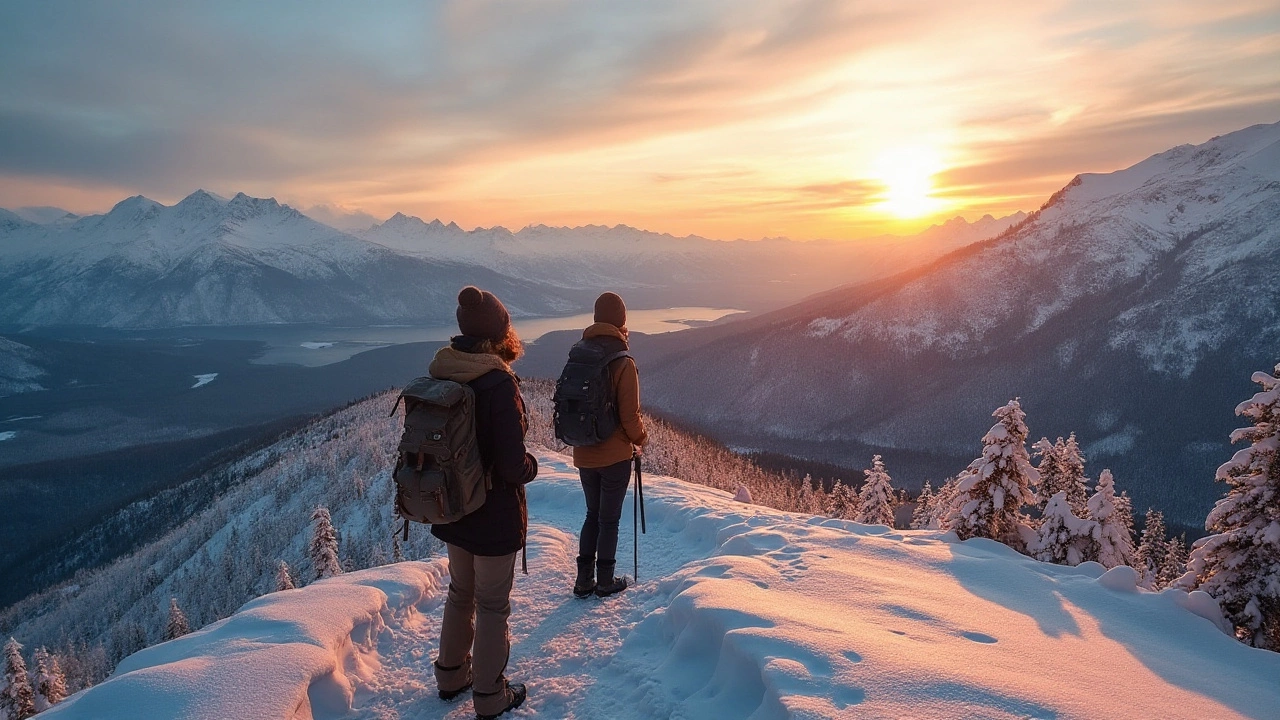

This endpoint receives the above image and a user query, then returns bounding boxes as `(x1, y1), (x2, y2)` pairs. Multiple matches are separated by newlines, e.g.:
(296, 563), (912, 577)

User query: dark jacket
(428, 342), (538, 556)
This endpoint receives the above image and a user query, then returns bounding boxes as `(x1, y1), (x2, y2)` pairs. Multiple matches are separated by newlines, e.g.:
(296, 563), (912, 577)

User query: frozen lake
(155, 306), (743, 366)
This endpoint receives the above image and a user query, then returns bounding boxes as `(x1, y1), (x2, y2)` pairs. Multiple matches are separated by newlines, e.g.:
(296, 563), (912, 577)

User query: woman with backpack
(428, 286), (537, 720)
(563, 292), (649, 599)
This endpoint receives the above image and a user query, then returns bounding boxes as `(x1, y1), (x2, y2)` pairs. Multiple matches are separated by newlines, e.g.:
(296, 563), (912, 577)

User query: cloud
(0, 0), (1277, 239)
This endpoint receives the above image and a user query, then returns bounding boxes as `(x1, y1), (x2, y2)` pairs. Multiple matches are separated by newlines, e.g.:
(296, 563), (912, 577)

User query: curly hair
(474, 326), (524, 363)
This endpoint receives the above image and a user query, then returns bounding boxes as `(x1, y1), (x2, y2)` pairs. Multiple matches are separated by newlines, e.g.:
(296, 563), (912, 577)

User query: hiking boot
(595, 575), (629, 598)
(474, 682), (526, 719)
(434, 658), (473, 701)
(573, 558), (596, 598)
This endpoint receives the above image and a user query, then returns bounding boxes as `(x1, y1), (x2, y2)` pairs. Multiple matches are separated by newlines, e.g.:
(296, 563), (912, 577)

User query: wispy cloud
(0, 0), (1276, 239)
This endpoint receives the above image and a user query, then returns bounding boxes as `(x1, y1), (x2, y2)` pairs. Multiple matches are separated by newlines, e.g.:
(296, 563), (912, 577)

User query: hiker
(564, 292), (649, 598)
(429, 286), (536, 719)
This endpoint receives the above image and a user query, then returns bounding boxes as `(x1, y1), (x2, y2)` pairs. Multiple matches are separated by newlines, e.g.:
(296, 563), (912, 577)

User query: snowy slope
(42, 451), (1279, 720)
(644, 121), (1280, 521)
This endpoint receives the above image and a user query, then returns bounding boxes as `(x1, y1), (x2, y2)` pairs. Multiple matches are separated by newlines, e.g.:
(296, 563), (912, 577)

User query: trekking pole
(633, 452), (646, 580)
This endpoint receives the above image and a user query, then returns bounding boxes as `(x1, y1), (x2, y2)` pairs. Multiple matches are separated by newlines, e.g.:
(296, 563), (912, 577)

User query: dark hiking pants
(578, 457), (632, 579)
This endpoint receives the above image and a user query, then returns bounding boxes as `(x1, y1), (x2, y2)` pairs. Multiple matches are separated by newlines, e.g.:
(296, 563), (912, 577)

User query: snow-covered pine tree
(823, 480), (845, 517)
(164, 598), (190, 641)
(1, 637), (35, 720)
(733, 483), (754, 504)
(1158, 535), (1188, 590)
(1180, 364), (1280, 649)
(856, 455), (897, 527)
(797, 474), (819, 514)
(310, 506), (343, 580)
(840, 481), (862, 520)
(1115, 490), (1137, 549)
(31, 647), (65, 712)
(911, 481), (935, 530)
(930, 476), (960, 530)
(944, 399), (1039, 549)
(1033, 435), (1089, 517)
(1059, 434), (1089, 516)
(1134, 509), (1168, 589)
(1030, 491), (1099, 566)
(1031, 437), (1061, 515)
(1086, 469), (1134, 569)
(275, 560), (296, 591)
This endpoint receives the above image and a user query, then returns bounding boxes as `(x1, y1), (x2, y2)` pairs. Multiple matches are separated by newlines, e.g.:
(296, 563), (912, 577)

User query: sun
(873, 146), (945, 219)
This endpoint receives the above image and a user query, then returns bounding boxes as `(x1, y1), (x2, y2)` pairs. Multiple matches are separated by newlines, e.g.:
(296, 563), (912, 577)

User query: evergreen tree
(164, 598), (191, 641)
(1, 637), (35, 720)
(930, 477), (960, 530)
(944, 399), (1039, 549)
(911, 481), (935, 530)
(797, 474), (818, 514)
(1033, 435), (1089, 517)
(856, 455), (897, 527)
(828, 480), (861, 520)
(31, 647), (66, 712)
(1059, 434), (1089, 516)
(1030, 491), (1099, 566)
(275, 560), (295, 591)
(310, 506), (343, 580)
(1134, 509), (1168, 589)
(392, 535), (407, 563)
(1158, 535), (1188, 590)
(1086, 469), (1134, 569)
(1031, 437), (1062, 515)
(1115, 490), (1137, 549)
(1180, 364), (1280, 649)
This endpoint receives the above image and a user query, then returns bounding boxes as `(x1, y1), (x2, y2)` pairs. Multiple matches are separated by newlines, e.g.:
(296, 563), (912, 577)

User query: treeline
(0, 389), (442, 706)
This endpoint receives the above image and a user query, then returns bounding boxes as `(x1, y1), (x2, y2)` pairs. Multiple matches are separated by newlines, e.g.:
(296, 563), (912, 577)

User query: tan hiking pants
(435, 544), (517, 715)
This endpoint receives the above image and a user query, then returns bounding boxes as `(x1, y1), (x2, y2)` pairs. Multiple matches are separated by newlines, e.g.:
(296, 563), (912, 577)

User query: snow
(0, 431), (16, 441)
(301, 342), (337, 349)
(46, 452), (1280, 719)
(190, 374), (218, 389)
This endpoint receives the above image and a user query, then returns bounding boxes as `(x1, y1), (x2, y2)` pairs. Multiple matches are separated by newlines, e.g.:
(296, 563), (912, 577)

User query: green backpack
(390, 376), (490, 531)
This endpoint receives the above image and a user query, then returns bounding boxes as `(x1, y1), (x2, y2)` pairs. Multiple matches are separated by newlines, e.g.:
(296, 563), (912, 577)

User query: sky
(1, 0), (1278, 240)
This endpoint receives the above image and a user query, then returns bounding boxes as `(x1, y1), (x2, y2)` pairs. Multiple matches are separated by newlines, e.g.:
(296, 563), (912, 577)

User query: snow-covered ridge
(803, 121), (1280, 370)
(41, 451), (1280, 719)
(0, 186), (1025, 327)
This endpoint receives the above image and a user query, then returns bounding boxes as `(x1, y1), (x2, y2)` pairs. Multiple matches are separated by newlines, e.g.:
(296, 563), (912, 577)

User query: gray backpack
(390, 376), (490, 530)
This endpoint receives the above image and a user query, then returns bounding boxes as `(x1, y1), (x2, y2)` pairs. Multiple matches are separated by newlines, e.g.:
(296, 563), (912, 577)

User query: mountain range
(641, 121), (1280, 524)
(0, 191), (1023, 329)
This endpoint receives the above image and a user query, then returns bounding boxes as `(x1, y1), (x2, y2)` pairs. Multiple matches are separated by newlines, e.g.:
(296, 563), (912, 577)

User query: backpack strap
(600, 350), (631, 368)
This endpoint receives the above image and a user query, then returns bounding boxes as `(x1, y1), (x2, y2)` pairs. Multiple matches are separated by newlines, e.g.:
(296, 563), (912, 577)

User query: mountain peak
(107, 195), (164, 219)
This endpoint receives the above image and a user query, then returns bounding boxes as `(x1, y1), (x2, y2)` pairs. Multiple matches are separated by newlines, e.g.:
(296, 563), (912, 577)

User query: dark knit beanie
(594, 292), (626, 328)
(456, 286), (511, 341)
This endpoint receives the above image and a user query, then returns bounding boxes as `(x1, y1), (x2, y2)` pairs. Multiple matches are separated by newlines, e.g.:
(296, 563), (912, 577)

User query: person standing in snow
(569, 292), (649, 598)
(429, 286), (537, 719)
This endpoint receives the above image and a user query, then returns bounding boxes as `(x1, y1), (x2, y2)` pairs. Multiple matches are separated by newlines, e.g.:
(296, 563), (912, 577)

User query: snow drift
(43, 453), (1280, 719)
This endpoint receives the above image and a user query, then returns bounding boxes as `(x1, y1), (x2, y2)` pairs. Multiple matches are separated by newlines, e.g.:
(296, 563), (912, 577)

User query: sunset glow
(874, 146), (946, 219)
(1, 1), (1278, 239)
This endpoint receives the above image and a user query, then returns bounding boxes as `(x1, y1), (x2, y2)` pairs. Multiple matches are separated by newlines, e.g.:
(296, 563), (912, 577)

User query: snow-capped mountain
(10, 205), (80, 226)
(0, 191), (582, 327)
(361, 211), (1026, 312)
(0, 190), (1023, 328)
(643, 121), (1280, 523)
